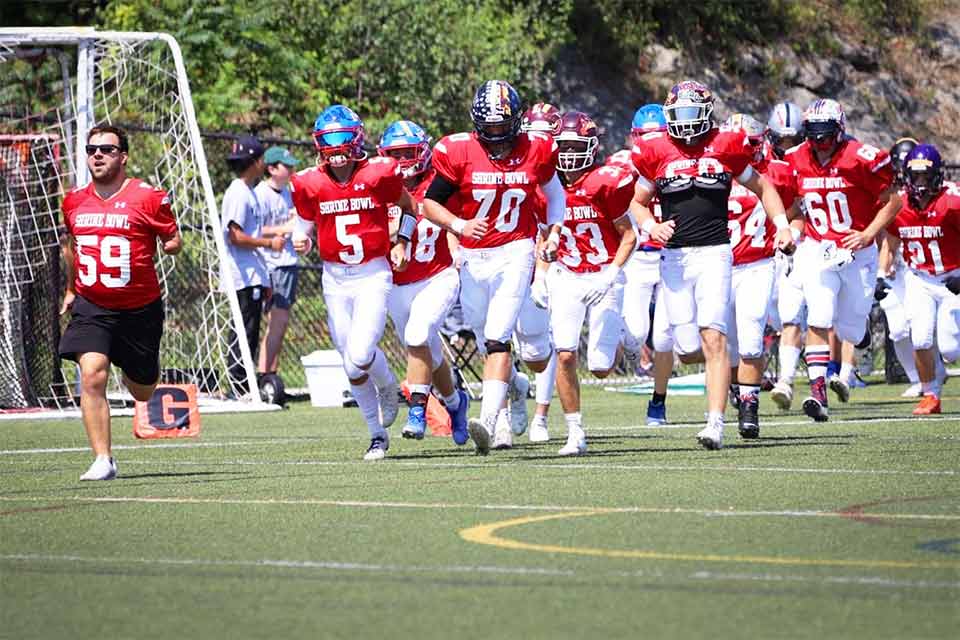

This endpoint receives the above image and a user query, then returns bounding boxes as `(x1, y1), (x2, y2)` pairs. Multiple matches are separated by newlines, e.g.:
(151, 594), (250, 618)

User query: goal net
(0, 28), (262, 413)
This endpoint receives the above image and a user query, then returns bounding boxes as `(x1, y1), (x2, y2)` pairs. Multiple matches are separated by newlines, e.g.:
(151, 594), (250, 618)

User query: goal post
(0, 28), (263, 412)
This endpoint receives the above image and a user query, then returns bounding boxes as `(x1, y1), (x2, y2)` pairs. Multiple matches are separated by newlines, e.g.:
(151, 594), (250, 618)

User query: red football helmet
(555, 111), (599, 173)
(521, 102), (562, 136)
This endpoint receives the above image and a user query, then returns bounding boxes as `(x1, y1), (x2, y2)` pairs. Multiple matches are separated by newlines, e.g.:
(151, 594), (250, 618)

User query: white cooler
(300, 350), (351, 407)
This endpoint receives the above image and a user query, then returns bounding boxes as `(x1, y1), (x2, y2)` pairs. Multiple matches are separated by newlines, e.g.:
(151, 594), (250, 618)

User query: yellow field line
(459, 510), (960, 570)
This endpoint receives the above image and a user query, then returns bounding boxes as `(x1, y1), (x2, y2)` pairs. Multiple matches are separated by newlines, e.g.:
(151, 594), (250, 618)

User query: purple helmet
(903, 143), (944, 205)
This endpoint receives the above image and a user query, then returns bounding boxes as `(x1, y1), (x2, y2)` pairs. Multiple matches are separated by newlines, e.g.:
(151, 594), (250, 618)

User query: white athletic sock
(739, 384), (759, 402)
(707, 411), (725, 428)
(535, 352), (557, 405)
(367, 349), (394, 388)
(481, 380), (510, 432)
(779, 345), (801, 385)
(442, 389), (460, 411)
(564, 412), (584, 437)
(839, 362), (854, 384)
(351, 378), (385, 438)
(893, 338), (919, 384)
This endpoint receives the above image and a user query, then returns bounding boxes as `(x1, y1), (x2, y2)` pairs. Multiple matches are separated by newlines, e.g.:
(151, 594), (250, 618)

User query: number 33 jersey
(62, 178), (177, 310)
(290, 157), (403, 265)
(784, 138), (894, 246)
(431, 131), (558, 250)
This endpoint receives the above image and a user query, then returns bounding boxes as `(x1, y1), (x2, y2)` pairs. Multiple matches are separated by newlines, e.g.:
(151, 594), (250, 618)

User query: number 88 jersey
(388, 168), (457, 285)
(431, 131), (558, 249)
(558, 164), (635, 273)
(785, 138), (894, 246)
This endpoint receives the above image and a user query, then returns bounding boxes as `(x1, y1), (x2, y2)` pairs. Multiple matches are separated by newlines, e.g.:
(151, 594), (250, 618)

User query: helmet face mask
(765, 102), (805, 158)
(664, 81), (714, 144)
(471, 80), (523, 153)
(377, 120), (432, 179)
(803, 99), (845, 156)
(890, 137), (919, 186)
(314, 105), (365, 169)
(904, 144), (944, 205)
(554, 111), (600, 174)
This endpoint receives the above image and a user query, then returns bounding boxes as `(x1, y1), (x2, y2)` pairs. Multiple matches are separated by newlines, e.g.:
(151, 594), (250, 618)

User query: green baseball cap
(263, 146), (300, 166)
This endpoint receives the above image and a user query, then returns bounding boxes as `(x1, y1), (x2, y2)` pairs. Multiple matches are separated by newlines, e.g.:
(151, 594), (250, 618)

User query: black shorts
(59, 295), (164, 385)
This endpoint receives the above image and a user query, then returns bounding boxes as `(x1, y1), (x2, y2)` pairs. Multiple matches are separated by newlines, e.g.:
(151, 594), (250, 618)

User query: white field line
(1, 495), (958, 521)
(2, 553), (959, 590)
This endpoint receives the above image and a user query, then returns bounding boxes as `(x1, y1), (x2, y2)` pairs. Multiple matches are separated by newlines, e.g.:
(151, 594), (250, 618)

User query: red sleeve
(148, 189), (178, 237)
(601, 169), (636, 221)
(724, 129), (753, 179)
(61, 190), (78, 233)
(372, 157), (404, 204)
(532, 133), (559, 186)
(765, 161), (798, 209)
(431, 135), (464, 185)
(290, 170), (318, 222)
(858, 145), (894, 196)
(630, 137), (660, 183)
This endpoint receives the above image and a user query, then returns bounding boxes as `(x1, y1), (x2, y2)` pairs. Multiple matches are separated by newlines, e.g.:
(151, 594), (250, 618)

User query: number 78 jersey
(785, 139), (894, 245)
(431, 131), (558, 249)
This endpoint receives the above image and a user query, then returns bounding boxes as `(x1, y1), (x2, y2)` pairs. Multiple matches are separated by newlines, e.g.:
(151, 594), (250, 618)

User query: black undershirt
(424, 172), (458, 205)
(656, 173), (733, 248)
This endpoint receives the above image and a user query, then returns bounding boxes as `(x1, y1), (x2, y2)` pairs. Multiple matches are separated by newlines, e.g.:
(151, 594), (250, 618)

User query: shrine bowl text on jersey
(62, 178), (177, 310)
(431, 130), (558, 249)
(785, 138), (894, 246)
(727, 159), (797, 266)
(888, 182), (960, 275)
(558, 164), (635, 273)
(387, 168), (456, 286)
(631, 126), (754, 248)
(290, 156), (404, 265)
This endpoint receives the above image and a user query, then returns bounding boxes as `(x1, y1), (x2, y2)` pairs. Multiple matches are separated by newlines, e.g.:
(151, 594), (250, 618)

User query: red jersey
(62, 178), (177, 310)
(888, 184), (960, 275)
(388, 169), (455, 285)
(604, 148), (637, 175)
(290, 156), (403, 265)
(727, 159), (798, 266)
(557, 164), (634, 273)
(631, 127), (754, 248)
(785, 138), (893, 246)
(431, 131), (558, 249)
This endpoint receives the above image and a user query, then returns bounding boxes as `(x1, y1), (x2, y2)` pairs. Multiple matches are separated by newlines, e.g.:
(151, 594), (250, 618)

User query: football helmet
(521, 102), (562, 136)
(663, 80), (714, 144)
(313, 104), (365, 168)
(890, 137), (919, 186)
(724, 113), (765, 163)
(631, 104), (667, 143)
(765, 101), (805, 158)
(471, 80), (523, 146)
(802, 98), (845, 152)
(903, 143), (944, 205)
(377, 120), (432, 179)
(555, 110), (600, 173)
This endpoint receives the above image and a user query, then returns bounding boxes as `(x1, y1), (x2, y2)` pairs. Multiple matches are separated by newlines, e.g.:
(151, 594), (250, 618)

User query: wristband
(773, 214), (789, 231)
(790, 227), (801, 243)
(397, 211), (417, 242)
(450, 218), (466, 235)
(640, 218), (655, 235)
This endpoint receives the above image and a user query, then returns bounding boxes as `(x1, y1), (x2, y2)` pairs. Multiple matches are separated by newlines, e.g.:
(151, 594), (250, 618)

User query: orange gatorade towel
(133, 384), (201, 439)
(399, 381), (452, 437)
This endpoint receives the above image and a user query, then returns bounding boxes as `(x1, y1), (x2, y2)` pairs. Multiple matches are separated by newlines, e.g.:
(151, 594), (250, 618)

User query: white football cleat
(509, 372), (530, 435)
(468, 418), (491, 456)
(376, 376), (400, 428)
(493, 409), (513, 449)
(528, 415), (550, 443)
(900, 383), (922, 398)
(362, 432), (389, 461)
(558, 433), (587, 456)
(79, 455), (117, 481)
(770, 381), (793, 410)
(828, 374), (850, 403)
(696, 423), (723, 450)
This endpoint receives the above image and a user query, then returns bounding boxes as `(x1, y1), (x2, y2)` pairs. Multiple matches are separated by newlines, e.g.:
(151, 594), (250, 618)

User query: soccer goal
(0, 28), (266, 415)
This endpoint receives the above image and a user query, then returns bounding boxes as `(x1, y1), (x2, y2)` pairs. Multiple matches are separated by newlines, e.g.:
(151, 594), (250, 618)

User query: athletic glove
(874, 277), (891, 301)
(944, 275), (960, 295)
(582, 265), (621, 306)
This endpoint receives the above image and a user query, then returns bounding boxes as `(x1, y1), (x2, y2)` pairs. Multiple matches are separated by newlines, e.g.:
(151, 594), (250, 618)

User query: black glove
(874, 277), (891, 301)
(944, 275), (960, 295)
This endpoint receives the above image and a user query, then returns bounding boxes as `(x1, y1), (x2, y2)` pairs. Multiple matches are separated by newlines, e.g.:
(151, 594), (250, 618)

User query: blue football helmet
(377, 120), (432, 179)
(903, 143), (944, 205)
(631, 104), (667, 142)
(471, 80), (523, 146)
(313, 104), (365, 167)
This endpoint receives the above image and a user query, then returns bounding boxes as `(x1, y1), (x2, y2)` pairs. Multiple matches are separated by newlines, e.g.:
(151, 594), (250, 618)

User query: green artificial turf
(1, 382), (958, 639)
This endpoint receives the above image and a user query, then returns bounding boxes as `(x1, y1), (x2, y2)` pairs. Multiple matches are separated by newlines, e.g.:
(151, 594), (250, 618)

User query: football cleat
(558, 432), (587, 456)
(900, 382), (923, 398)
(468, 418), (491, 456)
(448, 390), (470, 446)
(646, 399), (667, 426)
(401, 404), (427, 440)
(802, 397), (830, 422)
(729, 384), (741, 410)
(528, 414), (550, 443)
(494, 409), (513, 449)
(696, 422), (724, 450)
(737, 396), (760, 439)
(79, 456), (117, 481)
(913, 395), (942, 415)
(828, 374), (850, 403)
(376, 376), (400, 428)
(363, 433), (390, 461)
(770, 381), (793, 410)
(509, 372), (530, 435)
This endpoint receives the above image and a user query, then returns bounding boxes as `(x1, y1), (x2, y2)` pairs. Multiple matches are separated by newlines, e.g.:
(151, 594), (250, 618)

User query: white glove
(531, 274), (549, 309)
(582, 265), (620, 306)
(821, 241), (853, 272)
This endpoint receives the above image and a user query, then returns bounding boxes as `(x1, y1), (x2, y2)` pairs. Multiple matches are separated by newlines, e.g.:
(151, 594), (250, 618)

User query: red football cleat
(912, 395), (942, 415)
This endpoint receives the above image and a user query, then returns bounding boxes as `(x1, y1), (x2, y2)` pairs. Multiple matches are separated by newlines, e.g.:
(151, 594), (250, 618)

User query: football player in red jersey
(723, 114), (799, 438)
(880, 144), (960, 415)
(421, 80), (565, 455)
(784, 99), (900, 422)
(291, 105), (415, 461)
(630, 80), (794, 450)
(59, 125), (182, 480)
(377, 120), (470, 445)
(547, 111), (637, 455)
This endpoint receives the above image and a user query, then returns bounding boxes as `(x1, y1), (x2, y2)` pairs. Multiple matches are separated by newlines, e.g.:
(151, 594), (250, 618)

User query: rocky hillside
(548, 7), (960, 164)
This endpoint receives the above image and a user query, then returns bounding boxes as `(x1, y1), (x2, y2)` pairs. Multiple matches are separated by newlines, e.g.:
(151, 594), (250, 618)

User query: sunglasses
(85, 144), (122, 156)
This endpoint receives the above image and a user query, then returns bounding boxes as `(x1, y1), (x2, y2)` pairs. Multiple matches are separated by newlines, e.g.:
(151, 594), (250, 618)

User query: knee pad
(485, 339), (512, 355)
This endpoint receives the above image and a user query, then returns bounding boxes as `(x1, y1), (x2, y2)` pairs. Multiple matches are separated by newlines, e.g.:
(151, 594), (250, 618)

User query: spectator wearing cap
(255, 146), (302, 380)
(221, 134), (285, 395)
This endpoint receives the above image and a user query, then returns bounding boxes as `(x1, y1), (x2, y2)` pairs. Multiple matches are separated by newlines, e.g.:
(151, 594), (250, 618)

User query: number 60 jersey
(784, 138), (894, 245)
(431, 130), (558, 249)
(62, 178), (177, 310)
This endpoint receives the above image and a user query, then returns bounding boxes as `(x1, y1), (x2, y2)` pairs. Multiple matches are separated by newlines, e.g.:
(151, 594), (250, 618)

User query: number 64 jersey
(61, 178), (177, 310)
(784, 138), (894, 245)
